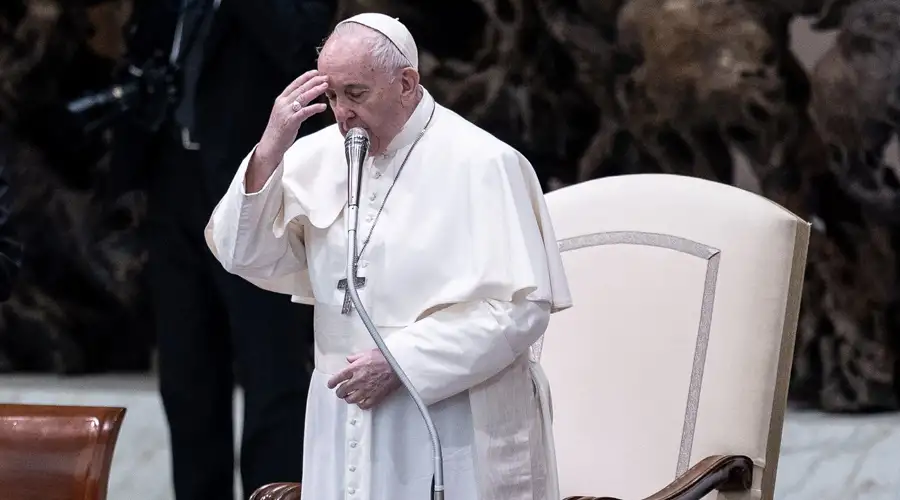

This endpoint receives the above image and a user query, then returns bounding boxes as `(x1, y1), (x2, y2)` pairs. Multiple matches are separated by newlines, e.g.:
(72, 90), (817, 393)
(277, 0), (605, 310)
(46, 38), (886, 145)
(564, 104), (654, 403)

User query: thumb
(346, 353), (364, 363)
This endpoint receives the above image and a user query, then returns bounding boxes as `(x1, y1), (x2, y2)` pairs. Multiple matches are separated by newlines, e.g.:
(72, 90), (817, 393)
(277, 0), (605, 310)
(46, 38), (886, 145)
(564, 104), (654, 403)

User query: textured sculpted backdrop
(0, 0), (152, 375)
(1, 0), (900, 412)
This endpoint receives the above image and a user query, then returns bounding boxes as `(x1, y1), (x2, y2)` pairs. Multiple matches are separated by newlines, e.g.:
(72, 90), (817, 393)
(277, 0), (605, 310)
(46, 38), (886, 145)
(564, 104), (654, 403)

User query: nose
(332, 100), (355, 124)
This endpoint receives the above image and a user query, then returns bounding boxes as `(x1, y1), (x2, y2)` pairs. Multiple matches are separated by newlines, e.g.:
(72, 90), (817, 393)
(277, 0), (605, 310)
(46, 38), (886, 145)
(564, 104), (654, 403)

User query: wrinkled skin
(317, 23), (421, 154)
(327, 348), (402, 410)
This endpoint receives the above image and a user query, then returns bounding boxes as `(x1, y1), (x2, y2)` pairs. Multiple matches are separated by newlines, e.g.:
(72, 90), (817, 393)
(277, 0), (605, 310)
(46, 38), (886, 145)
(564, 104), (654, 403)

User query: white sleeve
(208, 155), (307, 280)
(382, 297), (550, 406)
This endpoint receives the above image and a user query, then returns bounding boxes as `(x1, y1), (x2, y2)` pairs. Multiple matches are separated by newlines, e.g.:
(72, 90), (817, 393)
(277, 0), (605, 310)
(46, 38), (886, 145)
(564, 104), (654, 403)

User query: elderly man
(206, 12), (571, 500)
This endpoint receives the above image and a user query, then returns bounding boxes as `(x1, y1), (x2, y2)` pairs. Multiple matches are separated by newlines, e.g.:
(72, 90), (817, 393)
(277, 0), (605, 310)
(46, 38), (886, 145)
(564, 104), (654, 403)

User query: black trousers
(146, 132), (313, 499)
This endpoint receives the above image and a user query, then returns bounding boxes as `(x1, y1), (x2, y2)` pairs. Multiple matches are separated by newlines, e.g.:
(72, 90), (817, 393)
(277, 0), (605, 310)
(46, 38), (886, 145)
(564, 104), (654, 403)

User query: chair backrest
(541, 174), (809, 500)
(0, 404), (126, 500)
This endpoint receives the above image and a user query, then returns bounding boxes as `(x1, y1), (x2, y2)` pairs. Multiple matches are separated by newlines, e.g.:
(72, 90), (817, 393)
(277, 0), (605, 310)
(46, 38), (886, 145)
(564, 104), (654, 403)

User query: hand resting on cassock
(327, 348), (401, 410)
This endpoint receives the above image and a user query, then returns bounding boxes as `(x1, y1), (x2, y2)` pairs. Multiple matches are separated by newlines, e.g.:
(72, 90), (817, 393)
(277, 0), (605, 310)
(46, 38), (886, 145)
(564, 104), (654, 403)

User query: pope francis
(205, 12), (572, 500)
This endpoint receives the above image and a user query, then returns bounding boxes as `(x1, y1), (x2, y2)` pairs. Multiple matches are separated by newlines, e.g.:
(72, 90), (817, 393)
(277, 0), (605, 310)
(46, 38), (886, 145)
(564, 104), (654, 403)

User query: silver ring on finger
(291, 100), (302, 113)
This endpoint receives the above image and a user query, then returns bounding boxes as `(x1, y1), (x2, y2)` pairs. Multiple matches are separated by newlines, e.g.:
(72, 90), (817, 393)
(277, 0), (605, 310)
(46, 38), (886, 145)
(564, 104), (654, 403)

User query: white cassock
(205, 87), (572, 500)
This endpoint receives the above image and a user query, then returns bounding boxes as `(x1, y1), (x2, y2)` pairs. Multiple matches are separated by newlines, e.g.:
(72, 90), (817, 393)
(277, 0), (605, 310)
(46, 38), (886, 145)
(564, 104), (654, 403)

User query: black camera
(65, 51), (181, 136)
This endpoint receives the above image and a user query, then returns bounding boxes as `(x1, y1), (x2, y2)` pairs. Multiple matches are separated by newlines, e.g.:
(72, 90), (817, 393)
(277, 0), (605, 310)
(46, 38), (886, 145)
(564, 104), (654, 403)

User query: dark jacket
(109, 0), (336, 201)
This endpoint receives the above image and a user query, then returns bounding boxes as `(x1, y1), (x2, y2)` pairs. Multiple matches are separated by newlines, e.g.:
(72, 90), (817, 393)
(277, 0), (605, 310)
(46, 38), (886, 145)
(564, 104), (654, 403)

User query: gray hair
(319, 22), (412, 78)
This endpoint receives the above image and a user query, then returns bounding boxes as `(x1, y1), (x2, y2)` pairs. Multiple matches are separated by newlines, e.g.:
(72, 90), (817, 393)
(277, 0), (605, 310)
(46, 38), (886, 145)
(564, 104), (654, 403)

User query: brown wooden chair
(0, 403), (126, 500)
(251, 482), (302, 500)
(248, 459), (751, 500)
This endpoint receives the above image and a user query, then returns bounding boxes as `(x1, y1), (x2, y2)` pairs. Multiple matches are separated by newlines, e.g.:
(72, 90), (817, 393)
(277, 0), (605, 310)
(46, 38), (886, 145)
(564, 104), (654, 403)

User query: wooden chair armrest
(563, 454), (754, 500)
(249, 482), (301, 500)
(247, 455), (750, 500)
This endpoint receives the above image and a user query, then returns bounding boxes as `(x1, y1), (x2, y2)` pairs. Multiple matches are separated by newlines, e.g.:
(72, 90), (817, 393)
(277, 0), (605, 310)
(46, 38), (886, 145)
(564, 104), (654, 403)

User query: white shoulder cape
(204, 99), (572, 320)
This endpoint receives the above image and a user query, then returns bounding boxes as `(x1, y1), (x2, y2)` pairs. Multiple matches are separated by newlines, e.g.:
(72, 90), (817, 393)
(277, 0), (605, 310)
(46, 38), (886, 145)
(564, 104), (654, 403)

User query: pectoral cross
(337, 262), (367, 315)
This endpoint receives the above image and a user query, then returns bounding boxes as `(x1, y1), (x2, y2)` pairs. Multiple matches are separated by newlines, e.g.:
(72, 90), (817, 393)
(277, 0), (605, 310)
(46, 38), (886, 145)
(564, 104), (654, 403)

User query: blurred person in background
(103, 0), (336, 498)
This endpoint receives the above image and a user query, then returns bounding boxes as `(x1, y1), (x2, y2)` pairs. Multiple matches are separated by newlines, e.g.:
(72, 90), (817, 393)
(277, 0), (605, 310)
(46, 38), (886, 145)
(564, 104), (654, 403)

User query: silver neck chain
(353, 103), (436, 263)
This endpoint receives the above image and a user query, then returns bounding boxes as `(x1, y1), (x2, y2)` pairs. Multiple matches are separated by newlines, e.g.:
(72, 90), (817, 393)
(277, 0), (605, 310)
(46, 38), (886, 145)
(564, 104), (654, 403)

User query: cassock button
(359, 262), (367, 269)
(350, 441), (358, 448)
(349, 487), (356, 494)
(369, 193), (377, 201)
(350, 418), (358, 425)
(349, 465), (356, 472)
(373, 171), (382, 178)
(365, 215), (374, 222)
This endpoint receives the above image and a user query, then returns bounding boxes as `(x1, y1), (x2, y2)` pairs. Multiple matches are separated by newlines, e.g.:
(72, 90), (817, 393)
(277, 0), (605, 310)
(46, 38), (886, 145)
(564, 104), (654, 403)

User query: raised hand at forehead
(256, 70), (329, 166)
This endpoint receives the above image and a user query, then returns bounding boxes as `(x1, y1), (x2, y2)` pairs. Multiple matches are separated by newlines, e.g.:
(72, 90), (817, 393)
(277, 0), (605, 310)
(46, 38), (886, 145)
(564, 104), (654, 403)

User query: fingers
(291, 103), (327, 122)
(288, 78), (328, 107)
(358, 394), (380, 410)
(327, 366), (353, 389)
(346, 353), (364, 363)
(358, 392), (384, 410)
(344, 389), (366, 405)
(335, 380), (356, 399)
(280, 69), (320, 98)
(336, 378), (365, 404)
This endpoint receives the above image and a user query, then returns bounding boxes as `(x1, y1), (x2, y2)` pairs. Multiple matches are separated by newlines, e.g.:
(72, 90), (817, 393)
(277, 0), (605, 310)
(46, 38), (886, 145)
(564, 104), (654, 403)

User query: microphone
(344, 127), (368, 232)
(343, 128), (445, 500)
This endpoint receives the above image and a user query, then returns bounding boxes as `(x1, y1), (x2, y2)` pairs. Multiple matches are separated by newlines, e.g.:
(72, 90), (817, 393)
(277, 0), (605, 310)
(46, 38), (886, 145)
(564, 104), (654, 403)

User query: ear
(398, 67), (420, 97)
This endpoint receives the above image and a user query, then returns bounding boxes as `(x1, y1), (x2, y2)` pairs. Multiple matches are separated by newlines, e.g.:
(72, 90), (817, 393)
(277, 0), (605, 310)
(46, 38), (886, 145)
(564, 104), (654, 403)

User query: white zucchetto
(335, 12), (419, 70)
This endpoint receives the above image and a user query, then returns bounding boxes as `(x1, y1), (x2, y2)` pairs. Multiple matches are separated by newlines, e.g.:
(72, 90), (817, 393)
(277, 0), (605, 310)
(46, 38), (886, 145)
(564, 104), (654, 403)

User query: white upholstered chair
(250, 173), (810, 500)
(539, 173), (810, 500)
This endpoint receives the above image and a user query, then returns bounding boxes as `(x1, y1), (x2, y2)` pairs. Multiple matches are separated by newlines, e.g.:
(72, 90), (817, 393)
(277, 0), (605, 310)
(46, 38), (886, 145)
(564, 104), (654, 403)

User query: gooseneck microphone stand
(343, 127), (445, 500)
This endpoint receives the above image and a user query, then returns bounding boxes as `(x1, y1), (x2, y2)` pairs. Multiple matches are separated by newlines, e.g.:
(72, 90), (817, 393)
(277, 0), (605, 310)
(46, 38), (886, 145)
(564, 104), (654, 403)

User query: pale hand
(327, 348), (402, 410)
(254, 69), (329, 170)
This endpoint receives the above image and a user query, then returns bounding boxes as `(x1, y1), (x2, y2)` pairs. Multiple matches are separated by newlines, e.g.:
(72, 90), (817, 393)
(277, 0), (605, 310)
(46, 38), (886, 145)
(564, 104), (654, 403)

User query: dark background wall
(1, 0), (899, 413)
